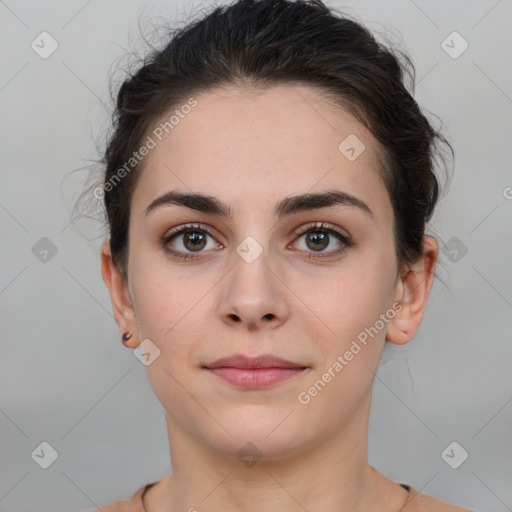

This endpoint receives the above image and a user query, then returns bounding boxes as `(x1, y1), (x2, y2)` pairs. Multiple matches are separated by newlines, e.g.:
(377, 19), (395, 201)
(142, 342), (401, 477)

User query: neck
(145, 393), (408, 512)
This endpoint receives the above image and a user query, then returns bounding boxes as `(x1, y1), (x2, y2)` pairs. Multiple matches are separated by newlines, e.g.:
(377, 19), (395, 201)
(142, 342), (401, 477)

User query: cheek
(134, 284), (203, 354)
(294, 269), (392, 415)
(130, 248), (196, 331)
(300, 253), (395, 378)
(129, 268), (204, 401)
(313, 257), (393, 329)
(129, 252), (216, 372)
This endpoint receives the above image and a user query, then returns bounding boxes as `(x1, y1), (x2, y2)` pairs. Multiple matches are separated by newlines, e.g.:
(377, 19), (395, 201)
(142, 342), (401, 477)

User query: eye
(161, 223), (222, 260)
(161, 221), (352, 261)
(291, 222), (352, 258)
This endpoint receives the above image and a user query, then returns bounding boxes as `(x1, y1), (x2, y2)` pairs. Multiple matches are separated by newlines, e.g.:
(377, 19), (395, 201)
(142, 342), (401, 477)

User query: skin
(101, 83), (438, 512)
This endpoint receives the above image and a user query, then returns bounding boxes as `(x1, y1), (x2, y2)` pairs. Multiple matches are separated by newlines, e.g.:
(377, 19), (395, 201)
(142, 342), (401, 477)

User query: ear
(101, 241), (139, 348)
(386, 236), (439, 345)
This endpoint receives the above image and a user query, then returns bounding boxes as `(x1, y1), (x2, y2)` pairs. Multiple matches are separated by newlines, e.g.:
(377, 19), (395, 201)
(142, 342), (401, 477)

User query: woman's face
(115, 84), (407, 458)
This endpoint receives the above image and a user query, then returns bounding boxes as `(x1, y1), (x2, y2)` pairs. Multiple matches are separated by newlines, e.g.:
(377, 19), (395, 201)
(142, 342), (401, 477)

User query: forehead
(131, 83), (392, 223)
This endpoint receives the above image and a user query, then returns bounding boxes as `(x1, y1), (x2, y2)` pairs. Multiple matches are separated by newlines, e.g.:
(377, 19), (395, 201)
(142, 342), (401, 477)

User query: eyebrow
(144, 189), (373, 220)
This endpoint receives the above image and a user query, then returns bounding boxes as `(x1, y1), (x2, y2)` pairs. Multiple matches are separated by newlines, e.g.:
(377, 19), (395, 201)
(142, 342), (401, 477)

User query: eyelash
(161, 222), (353, 261)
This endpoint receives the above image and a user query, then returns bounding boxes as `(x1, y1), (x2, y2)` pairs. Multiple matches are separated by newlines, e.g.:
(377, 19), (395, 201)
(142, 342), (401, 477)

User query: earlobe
(385, 236), (439, 346)
(101, 241), (139, 347)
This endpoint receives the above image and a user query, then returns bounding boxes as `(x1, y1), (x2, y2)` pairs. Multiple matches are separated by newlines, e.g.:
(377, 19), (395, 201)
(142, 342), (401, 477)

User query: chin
(196, 411), (314, 462)
(209, 435), (311, 464)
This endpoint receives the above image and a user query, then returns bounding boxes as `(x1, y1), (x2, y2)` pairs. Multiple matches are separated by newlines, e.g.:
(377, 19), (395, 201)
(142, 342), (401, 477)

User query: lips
(203, 353), (307, 370)
(203, 354), (308, 389)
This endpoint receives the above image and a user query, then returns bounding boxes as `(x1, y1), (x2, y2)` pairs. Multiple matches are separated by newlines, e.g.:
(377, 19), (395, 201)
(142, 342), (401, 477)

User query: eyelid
(162, 221), (352, 259)
(163, 222), (223, 243)
(289, 221), (353, 255)
(163, 222), (350, 243)
(291, 221), (350, 240)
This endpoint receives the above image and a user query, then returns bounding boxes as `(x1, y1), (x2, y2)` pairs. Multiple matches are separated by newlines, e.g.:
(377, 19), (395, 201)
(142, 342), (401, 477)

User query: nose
(218, 248), (289, 331)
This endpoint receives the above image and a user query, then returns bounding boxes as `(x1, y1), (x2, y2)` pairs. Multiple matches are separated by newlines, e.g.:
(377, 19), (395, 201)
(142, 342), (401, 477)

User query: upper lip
(203, 354), (307, 369)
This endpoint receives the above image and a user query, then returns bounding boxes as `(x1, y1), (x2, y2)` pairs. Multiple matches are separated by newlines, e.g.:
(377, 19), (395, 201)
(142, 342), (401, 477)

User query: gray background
(0, 0), (511, 511)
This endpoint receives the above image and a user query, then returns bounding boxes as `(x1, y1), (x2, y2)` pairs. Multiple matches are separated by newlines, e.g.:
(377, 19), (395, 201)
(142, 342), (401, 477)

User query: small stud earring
(122, 332), (132, 343)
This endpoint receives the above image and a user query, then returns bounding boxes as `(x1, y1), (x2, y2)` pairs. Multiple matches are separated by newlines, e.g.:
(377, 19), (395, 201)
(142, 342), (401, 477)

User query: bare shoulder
(404, 486), (475, 512)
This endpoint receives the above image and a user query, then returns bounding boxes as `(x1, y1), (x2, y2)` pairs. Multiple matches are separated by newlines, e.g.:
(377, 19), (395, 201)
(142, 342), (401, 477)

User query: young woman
(93, 0), (474, 510)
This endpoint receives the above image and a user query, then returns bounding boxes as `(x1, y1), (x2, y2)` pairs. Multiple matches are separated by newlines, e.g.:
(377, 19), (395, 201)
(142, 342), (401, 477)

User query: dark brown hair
(92, 0), (453, 280)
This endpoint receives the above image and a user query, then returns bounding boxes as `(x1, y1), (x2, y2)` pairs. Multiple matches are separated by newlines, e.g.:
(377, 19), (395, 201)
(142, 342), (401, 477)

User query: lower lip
(206, 367), (307, 389)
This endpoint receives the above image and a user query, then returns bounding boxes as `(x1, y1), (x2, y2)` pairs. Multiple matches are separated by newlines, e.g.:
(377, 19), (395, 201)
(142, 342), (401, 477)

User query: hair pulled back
(100, 0), (453, 279)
